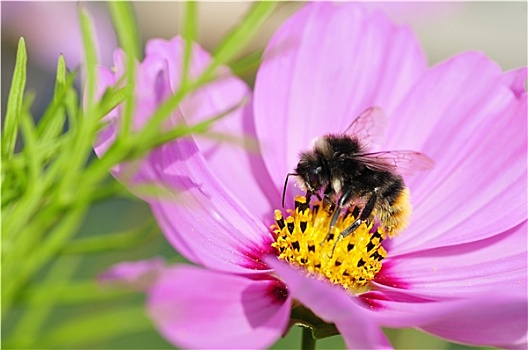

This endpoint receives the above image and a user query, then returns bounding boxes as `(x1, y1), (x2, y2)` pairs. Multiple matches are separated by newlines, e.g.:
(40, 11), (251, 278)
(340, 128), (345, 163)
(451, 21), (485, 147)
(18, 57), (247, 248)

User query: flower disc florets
(272, 196), (387, 292)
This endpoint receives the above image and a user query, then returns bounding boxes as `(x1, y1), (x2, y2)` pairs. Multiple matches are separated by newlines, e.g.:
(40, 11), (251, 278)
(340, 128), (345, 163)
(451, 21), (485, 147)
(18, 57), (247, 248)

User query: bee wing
(355, 150), (435, 176)
(343, 106), (387, 148)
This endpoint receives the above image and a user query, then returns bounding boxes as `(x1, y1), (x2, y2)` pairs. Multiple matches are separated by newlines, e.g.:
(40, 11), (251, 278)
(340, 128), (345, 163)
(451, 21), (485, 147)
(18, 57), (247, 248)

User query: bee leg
(328, 193), (377, 257)
(340, 220), (362, 239)
(339, 193), (377, 239)
(321, 187), (354, 244)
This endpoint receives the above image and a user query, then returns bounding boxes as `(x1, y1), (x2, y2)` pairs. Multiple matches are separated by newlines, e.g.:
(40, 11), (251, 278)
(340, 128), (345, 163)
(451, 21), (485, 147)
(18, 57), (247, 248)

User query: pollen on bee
(271, 195), (389, 292)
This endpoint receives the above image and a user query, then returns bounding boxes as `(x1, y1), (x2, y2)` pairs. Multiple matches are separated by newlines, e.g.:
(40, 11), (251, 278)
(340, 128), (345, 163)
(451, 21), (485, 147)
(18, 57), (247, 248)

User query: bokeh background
(2, 2), (527, 349)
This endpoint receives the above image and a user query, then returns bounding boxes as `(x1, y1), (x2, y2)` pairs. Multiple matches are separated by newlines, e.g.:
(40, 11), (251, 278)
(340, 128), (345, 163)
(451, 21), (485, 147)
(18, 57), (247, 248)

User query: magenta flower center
(272, 196), (389, 292)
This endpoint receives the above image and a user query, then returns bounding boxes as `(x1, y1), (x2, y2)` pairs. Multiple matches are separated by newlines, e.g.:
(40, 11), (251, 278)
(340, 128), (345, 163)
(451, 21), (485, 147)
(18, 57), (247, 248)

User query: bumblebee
(282, 107), (434, 242)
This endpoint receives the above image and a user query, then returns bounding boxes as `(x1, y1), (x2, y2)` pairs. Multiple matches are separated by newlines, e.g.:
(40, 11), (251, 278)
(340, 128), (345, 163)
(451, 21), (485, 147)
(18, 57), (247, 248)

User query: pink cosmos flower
(96, 3), (527, 349)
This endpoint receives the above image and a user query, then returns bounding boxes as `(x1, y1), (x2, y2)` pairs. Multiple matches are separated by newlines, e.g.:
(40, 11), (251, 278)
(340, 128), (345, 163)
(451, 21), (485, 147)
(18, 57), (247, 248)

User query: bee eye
(309, 173), (320, 189)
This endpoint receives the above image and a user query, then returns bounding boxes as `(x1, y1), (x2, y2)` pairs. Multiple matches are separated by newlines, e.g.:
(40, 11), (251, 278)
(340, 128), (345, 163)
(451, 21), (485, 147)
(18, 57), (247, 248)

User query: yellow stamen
(271, 195), (387, 292)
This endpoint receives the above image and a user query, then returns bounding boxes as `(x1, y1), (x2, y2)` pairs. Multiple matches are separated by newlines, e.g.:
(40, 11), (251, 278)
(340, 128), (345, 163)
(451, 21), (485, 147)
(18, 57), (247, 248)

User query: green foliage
(2, 38), (27, 160)
(180, 1), (198, 89)
(211, 2), (276, 73)
(108, 2), (139, 137)
(1, 2), (278, 348)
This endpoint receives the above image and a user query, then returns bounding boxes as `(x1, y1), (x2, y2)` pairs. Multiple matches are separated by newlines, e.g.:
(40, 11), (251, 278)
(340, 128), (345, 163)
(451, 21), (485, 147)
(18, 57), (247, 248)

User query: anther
(271, 196), (389, 292)
(274, 210), (285, 230)
(291, 241), (300, 251)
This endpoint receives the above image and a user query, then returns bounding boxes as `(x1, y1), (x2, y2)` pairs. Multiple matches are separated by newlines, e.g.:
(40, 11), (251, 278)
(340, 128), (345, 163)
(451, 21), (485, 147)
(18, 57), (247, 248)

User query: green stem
(301, 327), (316, 350)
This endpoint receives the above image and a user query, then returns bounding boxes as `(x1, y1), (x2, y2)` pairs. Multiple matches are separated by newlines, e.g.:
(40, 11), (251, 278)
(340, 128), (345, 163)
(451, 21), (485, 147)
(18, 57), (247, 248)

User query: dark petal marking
(373, 263), (409, 289)
(359, 292), (389, 310)
(266, 279), (289, 304)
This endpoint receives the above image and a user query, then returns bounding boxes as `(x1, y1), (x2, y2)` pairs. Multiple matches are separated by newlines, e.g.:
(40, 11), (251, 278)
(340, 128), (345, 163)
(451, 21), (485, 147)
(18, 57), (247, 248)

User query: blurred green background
(2, 2), (526, 349)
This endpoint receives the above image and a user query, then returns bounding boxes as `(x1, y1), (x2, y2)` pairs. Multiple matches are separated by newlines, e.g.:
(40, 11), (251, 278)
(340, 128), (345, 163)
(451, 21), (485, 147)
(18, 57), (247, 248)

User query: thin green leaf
(64, 74), (80, 132)
(135, 77), (203, 145)
(98, 85), (129, 119)
(180, 1), (198, 89)
(79, 6), (97, 108)
(2, 37), (27, 159)
(108, 2), (140, 137)
(19, 280), (135, 306)
(54, 53), (67, 93)
(229, 48), (264, 78)
(36, 56), (74, 143)
(56, 7), (99, 202)
(39, 305), (151, 348)
(209, 2), (277, 72)
(18, 94), (39, 189)
(153, 96), (249, 147)
(107, 2), (141, 60)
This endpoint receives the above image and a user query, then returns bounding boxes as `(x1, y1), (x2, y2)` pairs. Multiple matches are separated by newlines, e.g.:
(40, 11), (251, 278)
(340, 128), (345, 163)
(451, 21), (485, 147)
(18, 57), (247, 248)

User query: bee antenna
(282, 173), (297, 208)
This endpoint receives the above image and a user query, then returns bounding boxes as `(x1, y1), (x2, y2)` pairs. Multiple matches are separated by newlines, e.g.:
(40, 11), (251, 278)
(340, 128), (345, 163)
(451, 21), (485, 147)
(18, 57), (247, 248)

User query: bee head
(296, 153), (329, 193)
(282, 152), (330, 208)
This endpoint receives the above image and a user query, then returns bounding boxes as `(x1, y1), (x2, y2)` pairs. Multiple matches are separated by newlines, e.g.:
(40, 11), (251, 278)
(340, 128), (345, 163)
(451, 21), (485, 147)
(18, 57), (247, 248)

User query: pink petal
(147, 134), (274, 273)
(254, 2), (427, 188)
(417, 293), (527, 349)
(375, 221), (527, 297)
(386, 52), (527, 254)
(98, 258), (166, 291)
(267, 257), (392, 349)
(504, 67), (528, 98)
(147, 265), (290, 349)
(365, 290), (527, 349)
